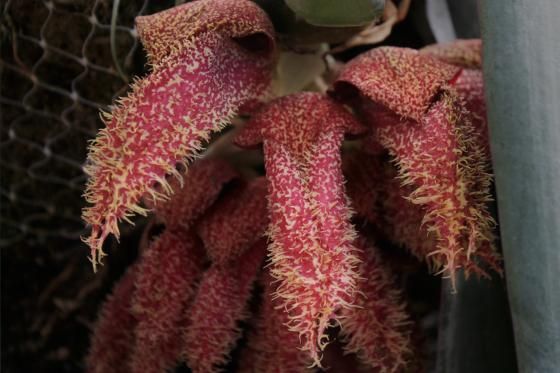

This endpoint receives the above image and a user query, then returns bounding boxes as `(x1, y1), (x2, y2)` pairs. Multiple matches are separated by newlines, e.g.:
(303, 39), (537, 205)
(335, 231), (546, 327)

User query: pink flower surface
(184, 240), (267, 372)
(196, 177), (268, 264)
(339, 238), (412, 373)
(146, 159), (238, 230)
(130, 230), (205, 372)
(238, 273), (314, 373)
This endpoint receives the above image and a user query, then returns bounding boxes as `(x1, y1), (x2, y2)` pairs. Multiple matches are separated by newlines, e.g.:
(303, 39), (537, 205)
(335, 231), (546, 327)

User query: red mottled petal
(236, 93), (365, 365)
(339, 238), (412, 372)
(197, 177), (268, 264)
(130, 230), (205, 372)
(334, 48), (499, 286)
(146, 159), (238, 230)
(82, 0), (275, 271)
(421, 39), (482, 68)
(183, 239), (267, 372)
(87, 267), (137, 373)
(238, 273), (314, 373)
(333, 47), (459, 122)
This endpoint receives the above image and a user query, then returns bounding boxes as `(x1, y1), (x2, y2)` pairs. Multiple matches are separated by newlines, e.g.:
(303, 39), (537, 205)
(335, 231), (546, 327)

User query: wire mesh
(0, 0), (159, 249)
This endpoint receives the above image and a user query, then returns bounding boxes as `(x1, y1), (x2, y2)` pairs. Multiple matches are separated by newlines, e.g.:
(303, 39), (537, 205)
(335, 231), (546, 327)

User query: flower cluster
(84, 0), (500, 371)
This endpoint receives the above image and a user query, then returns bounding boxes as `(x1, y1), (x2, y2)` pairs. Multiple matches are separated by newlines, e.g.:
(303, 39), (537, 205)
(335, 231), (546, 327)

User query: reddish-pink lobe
(146, 159), (238, 230)
(339, 238), (412, 372)
(238, 272), (314, 373)
(87, 266), (137, 373)
(334, 47), (499, 285)
(196, 177), (268, 264)
(82, 0), (275, 271)
(236, 92), (365, 365)
(380, 164), (501, 277)
(333, 47), (459, 122)
(130, 230), (205, 373)
(183, 240), (267, 372)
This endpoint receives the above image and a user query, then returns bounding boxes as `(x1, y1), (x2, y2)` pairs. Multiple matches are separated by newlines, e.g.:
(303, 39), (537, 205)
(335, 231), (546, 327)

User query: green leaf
(285, 0), (384, 27)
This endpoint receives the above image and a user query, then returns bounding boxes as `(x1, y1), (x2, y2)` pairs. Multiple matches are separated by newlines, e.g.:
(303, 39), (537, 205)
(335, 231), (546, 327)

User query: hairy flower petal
(87, 266), (137, 373)
(339, 238), (412, 372)
(184, 239), (267, 372)
(197, 177), (268, 264)
(130, 230), (205, 372)
(238, 273), (314, 373)
(146, 159), (238, 230)
(236, 92), (365, 365)
(334, 47), (499, 286)
(82, 0), (275, 271)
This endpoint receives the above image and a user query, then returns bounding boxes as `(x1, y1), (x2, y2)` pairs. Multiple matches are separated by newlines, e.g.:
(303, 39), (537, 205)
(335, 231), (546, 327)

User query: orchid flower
(333, 45), (499, 287)
(235, 92), (365, 365)
(81, 0), (276, 271)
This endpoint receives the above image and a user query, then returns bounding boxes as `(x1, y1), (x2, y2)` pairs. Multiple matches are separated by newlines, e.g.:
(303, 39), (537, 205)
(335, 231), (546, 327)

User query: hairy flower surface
(238, 273), (314, 373)
(87, 266), (137, 373)
(339, 238), (412, 372)
(334, 47), (498, 286)
(82, 0), (276, 271)
(236, 92), (365, 365)
(146, 159), (238, 230)
(130, 230), (205, 372)
(196, 177), (268, 264)
(184, 240), (267, 372)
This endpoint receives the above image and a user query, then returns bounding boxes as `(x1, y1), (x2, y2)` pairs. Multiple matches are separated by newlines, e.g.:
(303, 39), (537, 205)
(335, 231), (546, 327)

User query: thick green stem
(480, 1), (560, 372)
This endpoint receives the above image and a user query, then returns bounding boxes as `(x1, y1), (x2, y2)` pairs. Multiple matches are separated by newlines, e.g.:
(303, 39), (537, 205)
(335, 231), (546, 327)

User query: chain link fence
(1, 1), (179, 370)
(0, 0), (159, 249)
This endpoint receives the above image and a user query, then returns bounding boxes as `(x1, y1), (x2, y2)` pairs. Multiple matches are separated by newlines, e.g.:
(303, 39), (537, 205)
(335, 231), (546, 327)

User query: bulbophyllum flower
(196, 177), (269, 264)
(81, 0), (276, 271)
(130, 230), (205, 373)
(184, 240), (267, 372)
(333, 46), (499, 287)
(235, 92), (366, 365)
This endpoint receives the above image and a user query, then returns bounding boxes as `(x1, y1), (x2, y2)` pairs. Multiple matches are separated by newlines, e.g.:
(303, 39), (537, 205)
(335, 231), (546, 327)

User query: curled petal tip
(334, 46), (460, 121)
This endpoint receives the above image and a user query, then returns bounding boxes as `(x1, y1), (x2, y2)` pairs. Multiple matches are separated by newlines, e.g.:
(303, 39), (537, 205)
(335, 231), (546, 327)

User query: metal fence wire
(0, 0), (182, 249)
